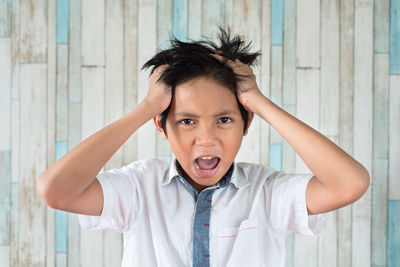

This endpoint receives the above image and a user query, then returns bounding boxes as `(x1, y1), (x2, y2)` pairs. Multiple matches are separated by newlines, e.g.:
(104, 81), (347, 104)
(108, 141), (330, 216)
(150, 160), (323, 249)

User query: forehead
(172, 76), (239, 113)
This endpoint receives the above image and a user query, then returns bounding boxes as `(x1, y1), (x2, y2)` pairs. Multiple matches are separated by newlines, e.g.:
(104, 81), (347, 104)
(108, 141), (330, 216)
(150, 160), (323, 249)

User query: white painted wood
(123, 0), (138, 164)
(188, 0), (201, 40)
(202, 0), (222, 42)
(56, 45), (69, 142)
(56, 253), (67, 267)
(389, 75), (400, 200)
(69, 0), (82, 103)
(320, 0), (339, 136)
(352, 1), (373, 266)
(82, 0), (105, 66)
(0, 38), (11, 152)
(157, 0), (172, 48)
(0, 246), (10, 267)
(283, 0), (296, 106)
(10, 0), (20, 100)
(233, 0), (262, 164)
(10, 183), (18, 267)
(137, 0), (157, 160)
(104, 230), (123, 267)
(338, 1), (354, 265)
(293, 235), (318, 267)
(224, 0), (234, 30)
(19, 63), (47, 266)
(68, 214), (80, 267)
(296, 0), (320, 68)
(20, 0), (47, 62)
(270, 46), (283, 145)
(260, 0), (271, 165)
(105, 0), (124, 170)
(295, 68), (319, 174)
(80, 67), (105, 267)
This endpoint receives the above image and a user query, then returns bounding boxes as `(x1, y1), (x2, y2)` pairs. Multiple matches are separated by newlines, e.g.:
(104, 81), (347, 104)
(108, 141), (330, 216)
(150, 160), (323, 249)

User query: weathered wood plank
(10, 0), (20, 100)
(389, 75), (400, 200)
(172, 0), (187, 41)
(269, 143), (282, 171)
(282, 0), (296, 106)
(352, 1), (373, 266)
(373, 54), (389, 158)
(20, 0), (47, 62)
(293, 235), (318, 267)
(318, 209), (337, 266)
(82, 0), (104, 66)
(69, 0), (81, 103)
(122, 0), (138, 164)
(157, 0), (172, 48)
(56, 0), (69, 44)
(137, 0), (157, 160)
(80, 67), (105, 267)
(56, 253), (67, 267)
(390, 0), (400, 73)
(202, 0), (223, 42)
(233, 0), (262, 164)
(0, 246), (10, 267)
(320, 0), (339, 136)
(0, 0), (11, 37)
(0, 151), (11, 247)
(270, 45), (283, 145)
(104, 230), (122, 267)
(374, 0), (389, 53)
(10, 183), (18, 267)
(338, 1), (354, 265)
(19, 63), (47, 266)
(296, 0), (320, 68)
(0, 38), (11, 150)
(388, 200), (400, 266)
(57, 45), (69, 142)
(295, 68), (320, 174)
(67, 213), (80, 267)
(371, 158), (388, 266)
(188, 0), (201, 40)
(271, 0), (283, 45)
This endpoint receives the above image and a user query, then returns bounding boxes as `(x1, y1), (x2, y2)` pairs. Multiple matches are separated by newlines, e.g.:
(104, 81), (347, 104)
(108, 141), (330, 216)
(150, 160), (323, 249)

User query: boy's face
(155, 76), (251, 191)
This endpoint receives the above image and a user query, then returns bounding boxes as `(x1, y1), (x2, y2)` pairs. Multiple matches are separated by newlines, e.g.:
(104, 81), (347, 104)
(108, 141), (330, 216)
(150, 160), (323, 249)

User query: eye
(180, 118), (195, 125)
(218, 117), (232, 124)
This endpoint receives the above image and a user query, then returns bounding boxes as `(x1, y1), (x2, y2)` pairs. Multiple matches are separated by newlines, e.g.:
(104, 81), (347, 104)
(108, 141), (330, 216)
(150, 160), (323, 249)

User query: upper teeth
(201, 156), (213, 160)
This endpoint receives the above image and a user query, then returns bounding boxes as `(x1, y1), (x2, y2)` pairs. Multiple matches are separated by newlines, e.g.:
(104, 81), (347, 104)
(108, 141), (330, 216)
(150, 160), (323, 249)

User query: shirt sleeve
(78, 164), (138, 232)
(265, 171), (330, 236)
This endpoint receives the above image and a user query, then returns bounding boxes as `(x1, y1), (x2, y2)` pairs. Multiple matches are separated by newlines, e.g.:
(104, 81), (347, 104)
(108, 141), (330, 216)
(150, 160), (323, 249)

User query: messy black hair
(141, 26), (261, 135)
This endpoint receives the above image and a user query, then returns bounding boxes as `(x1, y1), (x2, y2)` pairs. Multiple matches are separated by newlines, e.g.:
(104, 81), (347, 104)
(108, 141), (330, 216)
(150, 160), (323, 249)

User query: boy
(37, 27), (370, 266)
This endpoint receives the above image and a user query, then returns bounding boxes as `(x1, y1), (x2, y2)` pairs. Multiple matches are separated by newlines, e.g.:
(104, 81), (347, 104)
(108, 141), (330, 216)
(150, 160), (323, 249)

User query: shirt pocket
(217, 219), (260, 266)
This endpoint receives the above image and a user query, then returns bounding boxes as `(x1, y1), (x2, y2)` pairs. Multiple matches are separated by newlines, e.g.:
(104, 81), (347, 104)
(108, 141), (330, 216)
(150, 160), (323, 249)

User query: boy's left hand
(211, 52), (265, 114)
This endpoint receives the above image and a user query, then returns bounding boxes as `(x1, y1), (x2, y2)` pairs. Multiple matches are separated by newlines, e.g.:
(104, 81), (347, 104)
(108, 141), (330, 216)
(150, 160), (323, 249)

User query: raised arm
(212, 53), (370, 215)
(37, 65), (171, 215)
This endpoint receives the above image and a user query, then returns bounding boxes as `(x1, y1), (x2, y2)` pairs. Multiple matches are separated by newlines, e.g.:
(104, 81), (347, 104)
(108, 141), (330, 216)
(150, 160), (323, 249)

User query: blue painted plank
(55, 210), (68, 253)
(57, 0), (69, 44)
(374, 0), (389, 53)
(388, 200), (400, 266)
(69, 0), (81, 103)
(271, 0), (283, 45)
(55, 142), (68, 253)
(269, 143), (282, 171)
(0, 0), (11, 37)
(172, 0), (188, 41)
(390, 0), (400, 73)
(0, 151), (11, 245)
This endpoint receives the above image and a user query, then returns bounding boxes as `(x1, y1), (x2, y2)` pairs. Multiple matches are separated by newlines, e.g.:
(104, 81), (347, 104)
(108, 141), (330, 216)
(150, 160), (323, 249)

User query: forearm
(38, 100), (158, 202)
(252, 96), (369, 189)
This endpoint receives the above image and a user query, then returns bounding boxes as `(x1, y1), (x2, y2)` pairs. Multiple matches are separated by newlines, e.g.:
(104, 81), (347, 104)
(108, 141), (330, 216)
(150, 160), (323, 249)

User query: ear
(243, 112), (254, 136)
(153, 115), (168, 139)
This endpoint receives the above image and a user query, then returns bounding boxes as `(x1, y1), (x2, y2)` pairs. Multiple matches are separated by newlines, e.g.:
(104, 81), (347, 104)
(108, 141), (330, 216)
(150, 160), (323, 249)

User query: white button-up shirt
(79, 158), (329, 267)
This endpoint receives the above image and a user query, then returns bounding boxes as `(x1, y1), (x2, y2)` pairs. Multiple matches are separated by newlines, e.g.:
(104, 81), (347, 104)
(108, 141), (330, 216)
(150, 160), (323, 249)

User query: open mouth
(193, 156), (221, 179)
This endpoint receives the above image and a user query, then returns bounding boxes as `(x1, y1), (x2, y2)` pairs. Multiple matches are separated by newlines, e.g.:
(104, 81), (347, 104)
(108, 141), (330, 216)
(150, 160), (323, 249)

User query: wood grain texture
(0, 0), (11, 37)
(19, 64), (47, 266)
(390, 0), (400, 73)
(20, 0), (47, 62)
(69, 0), (81, 103)
(388, 200), (400, 266)
(82, 0), (104, 66)
(374, 0), (389, 53)
(0, 38), (11, 150)
(389, 75), (400, 200)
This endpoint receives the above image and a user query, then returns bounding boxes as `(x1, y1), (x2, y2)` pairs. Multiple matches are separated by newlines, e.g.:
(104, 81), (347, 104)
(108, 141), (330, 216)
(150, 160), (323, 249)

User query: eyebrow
(175, 110), (238, 118)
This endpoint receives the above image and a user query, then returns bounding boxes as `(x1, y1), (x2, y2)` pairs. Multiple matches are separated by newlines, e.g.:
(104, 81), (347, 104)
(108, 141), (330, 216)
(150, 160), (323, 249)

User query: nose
(195, 124), (217, 146)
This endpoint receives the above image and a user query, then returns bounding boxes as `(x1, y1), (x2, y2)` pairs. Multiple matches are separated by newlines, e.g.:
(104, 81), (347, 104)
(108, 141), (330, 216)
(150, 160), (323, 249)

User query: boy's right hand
(143, 65), (172, 115)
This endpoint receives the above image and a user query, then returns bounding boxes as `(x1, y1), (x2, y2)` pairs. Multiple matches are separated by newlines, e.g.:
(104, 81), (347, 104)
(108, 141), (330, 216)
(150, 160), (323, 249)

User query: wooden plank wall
(0, 0), (399, 266)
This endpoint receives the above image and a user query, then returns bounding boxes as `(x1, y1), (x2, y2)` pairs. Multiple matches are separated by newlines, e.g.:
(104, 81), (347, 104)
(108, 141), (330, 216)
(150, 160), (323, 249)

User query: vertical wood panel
(388, 200), (400, 266)
(352, 1), (373, 266)
(202, 0), (223, 41)
(57, 45), (69, 142)
(20, 0), (47, 62)
(271, 0), (283, 45)
(10, 183), (18, 267)
(390, 0), (400, 74)
(69, 0), (81, 103)
(0, 38), (11, 150)
(82, 0), (104, 66)
(173, 0), (188, 40)
(56, 0), (69, 44)
(137, 0), (157, 160)
(320, 0), (339, 136)
(19, 64), (47, 266)
(80, 67), (105, 267)
(188, 0), (201, 39)
(0, 246), (10, 267)
(0, 151), (11, 248)
(10, 0), (19, 100)
(296, 0), (320, 68)
(338, 1), (354, 266)
(389, 75), (400, 200)
(374, 0), (389, 53)
(0, 0), (11, 37)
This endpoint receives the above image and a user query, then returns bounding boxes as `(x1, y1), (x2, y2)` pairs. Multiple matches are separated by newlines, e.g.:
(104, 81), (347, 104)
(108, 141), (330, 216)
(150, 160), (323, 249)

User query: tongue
(196, 158), (219, 170)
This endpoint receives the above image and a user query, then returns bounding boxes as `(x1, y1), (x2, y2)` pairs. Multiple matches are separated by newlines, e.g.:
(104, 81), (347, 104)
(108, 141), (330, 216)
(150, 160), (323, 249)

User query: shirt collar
(162, 158), (250, 189)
